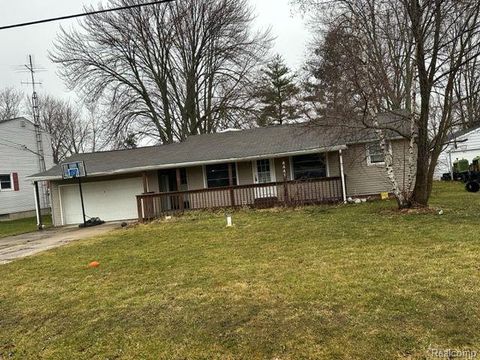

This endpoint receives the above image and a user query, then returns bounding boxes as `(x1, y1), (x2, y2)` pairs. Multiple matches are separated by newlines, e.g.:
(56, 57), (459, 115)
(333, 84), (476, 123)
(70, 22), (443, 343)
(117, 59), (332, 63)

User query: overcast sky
(0, 0), (311, 100)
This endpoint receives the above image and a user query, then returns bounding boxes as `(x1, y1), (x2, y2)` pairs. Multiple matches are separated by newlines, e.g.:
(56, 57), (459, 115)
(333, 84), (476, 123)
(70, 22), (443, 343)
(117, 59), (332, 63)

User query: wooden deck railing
(136, 176), (343, 222)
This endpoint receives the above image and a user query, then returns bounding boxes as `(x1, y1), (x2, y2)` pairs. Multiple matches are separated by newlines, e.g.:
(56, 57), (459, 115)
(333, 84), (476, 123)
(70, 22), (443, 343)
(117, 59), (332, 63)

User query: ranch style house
(31, 123), (411, 226)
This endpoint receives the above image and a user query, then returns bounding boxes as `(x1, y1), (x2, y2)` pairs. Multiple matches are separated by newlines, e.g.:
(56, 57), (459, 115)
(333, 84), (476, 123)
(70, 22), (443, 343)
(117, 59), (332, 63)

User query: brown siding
(343, 140), (413, 196)
(237, 161), (253, 185)
(274, 157), (291, 181)
(187, 166), (205, 190)
(146, 171), (158, 192)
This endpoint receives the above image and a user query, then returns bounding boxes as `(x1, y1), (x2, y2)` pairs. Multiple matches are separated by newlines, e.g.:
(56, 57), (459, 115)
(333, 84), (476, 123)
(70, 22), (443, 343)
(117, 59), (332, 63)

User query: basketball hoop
(61, 161), (88, 227)
(62, 161), (87, 179)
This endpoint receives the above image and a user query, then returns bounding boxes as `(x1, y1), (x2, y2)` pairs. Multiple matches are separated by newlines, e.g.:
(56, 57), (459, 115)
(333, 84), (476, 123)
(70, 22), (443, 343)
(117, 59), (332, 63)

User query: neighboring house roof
(30, 122), (404, 181)
(448, 123), (480, 141)
(0, 117), (34, 126)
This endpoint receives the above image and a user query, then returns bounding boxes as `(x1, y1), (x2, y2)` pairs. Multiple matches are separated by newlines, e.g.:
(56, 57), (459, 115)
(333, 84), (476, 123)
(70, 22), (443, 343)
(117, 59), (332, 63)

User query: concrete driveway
(0, 223), (121, 264)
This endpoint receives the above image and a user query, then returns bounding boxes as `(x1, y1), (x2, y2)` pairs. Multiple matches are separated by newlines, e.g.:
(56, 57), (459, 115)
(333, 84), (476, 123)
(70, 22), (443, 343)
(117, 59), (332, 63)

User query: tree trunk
(412, 153), (430, 206)
(412, 110), (430, 206)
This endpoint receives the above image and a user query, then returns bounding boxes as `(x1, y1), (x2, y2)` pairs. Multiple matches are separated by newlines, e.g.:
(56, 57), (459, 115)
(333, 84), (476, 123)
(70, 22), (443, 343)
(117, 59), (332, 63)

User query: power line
(0, 137), (40, 156)
(0, 0), (175, 31)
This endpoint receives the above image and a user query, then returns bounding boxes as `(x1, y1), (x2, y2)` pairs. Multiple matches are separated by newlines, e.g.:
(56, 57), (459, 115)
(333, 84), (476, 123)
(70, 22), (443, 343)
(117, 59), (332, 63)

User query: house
(0, 117), (53, 220)
(435, 124), (480, 179)
(31, 123), (412, 226)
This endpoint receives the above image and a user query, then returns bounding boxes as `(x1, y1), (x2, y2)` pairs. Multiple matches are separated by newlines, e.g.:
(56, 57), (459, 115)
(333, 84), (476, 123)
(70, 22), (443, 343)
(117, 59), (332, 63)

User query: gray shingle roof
(31, 122), (397, 180)
(0, 117), (32, 125)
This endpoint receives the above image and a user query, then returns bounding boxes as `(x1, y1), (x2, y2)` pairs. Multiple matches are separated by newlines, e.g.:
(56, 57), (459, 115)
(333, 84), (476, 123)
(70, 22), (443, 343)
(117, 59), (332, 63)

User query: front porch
(136, 151), (347, 221)
(137, 176), (344, 221)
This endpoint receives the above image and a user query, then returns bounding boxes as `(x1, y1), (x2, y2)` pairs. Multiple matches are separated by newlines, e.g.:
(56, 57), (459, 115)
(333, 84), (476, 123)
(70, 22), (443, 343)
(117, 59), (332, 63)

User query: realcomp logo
(428, 347), (478, 359)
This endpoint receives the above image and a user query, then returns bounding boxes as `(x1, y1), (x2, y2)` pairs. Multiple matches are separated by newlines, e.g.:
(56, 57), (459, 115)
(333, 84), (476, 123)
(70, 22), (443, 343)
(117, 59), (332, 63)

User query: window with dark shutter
(12, 173), (19, 191)
(0, 174), (12, 190)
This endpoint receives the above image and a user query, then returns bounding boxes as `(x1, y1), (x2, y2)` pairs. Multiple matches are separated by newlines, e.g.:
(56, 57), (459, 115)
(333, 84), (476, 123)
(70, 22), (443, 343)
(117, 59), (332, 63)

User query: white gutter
(30, 145), (348, 182)
(449, 146), (480, 154)
(339, 149), (347, 203)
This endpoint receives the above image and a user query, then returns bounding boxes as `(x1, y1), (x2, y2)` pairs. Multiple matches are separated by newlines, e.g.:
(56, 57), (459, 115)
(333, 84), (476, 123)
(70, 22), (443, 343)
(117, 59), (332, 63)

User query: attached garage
(59, 177), (143, 225)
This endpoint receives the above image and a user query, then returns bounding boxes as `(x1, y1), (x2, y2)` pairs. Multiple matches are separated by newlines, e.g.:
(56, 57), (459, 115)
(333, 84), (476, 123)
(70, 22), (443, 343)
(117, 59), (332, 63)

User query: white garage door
(60, 177), (143, 225)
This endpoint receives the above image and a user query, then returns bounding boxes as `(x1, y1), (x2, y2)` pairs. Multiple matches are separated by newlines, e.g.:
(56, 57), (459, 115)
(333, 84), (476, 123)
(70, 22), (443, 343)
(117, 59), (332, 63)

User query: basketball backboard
(62, 161), (87, 179)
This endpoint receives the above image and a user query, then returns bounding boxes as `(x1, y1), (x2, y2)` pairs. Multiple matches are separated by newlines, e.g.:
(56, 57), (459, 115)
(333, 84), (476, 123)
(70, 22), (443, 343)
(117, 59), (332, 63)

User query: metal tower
(23, 55), (48, 207)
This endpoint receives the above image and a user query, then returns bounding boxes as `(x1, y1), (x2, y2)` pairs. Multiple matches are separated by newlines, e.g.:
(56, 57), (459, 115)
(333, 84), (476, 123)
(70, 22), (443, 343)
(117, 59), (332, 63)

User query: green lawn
(0, 182), (479, 359)
(0, 216), (52, 238)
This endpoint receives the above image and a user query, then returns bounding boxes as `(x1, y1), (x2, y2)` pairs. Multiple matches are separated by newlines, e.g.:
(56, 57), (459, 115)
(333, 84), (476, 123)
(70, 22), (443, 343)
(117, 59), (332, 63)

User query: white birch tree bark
(371, 110), (414, 208)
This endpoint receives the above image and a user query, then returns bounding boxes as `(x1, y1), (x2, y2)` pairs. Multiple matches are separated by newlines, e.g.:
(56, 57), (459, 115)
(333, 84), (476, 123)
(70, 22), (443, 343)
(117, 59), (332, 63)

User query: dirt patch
(380, 207), (442, 216)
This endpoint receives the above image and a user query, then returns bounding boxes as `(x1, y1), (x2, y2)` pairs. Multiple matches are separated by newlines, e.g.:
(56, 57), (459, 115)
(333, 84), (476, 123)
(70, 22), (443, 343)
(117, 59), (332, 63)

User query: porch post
(176, 168), (184, 211)
(137, 196), (144, 223)
(142, 172), (149, 193)
(339, 150), (347, 203)
(282, 160), (289, 206)
(33, 181), (43, 230)
(228, 163), (235, 207)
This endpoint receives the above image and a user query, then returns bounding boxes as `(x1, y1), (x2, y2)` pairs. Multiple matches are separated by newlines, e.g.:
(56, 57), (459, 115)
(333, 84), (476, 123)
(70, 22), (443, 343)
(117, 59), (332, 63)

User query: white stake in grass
(226, 214), (233, 227)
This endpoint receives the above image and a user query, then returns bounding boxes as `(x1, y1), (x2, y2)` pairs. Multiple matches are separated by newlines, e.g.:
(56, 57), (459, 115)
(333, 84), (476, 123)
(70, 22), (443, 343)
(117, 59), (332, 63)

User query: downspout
(34, 181), (43, 230)
(339, 150), (347, 203)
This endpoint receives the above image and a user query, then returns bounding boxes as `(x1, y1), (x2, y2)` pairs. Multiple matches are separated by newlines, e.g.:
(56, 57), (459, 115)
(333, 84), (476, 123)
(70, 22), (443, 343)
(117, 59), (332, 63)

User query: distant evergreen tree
(114, 133), (138, 150)
(123, 133), (138, 149)
(255, 55), (300, 126)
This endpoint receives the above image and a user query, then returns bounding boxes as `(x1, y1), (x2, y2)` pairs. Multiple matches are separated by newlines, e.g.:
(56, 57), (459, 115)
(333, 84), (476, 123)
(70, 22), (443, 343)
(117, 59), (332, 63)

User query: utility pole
(23, 55), (48, 208)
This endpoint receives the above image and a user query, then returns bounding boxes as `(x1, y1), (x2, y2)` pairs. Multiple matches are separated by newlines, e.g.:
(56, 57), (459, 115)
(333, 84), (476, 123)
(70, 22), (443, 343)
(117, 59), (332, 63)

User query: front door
(253, 159), (277, 198)
(158, 173), (173, 210)
(158, 169), (187, 210)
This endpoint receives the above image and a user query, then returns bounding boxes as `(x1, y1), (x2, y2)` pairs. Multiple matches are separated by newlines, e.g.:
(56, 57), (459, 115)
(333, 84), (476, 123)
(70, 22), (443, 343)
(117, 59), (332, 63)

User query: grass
(0, 216), (51, 238)
(0, 182), (479, 359)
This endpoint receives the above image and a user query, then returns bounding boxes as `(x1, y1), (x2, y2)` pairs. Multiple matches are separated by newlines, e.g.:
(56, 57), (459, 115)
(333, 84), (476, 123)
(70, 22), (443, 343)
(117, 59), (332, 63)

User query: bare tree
(299, 1), (417, 208)
(0, 88), (24, 121)
(51, 0), (271, 144)
(454, 40), (480, 129)
(406, 1), (480, 205)
(296, 0), (480, 207)
(83, 102), (109, 153)
(36, 95), (104, 164)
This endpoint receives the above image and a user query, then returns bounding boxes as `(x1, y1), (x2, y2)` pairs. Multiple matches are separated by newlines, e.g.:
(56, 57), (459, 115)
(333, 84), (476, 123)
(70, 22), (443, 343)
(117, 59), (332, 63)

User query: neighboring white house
(435, 125), (480, 179)
(0, 117), (53, 220)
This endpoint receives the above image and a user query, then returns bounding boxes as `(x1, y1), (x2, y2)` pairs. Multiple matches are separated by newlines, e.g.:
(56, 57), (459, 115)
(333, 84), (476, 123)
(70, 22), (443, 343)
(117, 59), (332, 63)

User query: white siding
(436, 128), (480, 179)
(50, 181), (62, 226)
(0, 118), (53, 215)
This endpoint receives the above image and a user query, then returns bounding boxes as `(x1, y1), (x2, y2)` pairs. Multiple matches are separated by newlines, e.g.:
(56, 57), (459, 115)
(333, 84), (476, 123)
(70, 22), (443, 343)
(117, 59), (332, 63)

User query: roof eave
(29, 145), (348, 182)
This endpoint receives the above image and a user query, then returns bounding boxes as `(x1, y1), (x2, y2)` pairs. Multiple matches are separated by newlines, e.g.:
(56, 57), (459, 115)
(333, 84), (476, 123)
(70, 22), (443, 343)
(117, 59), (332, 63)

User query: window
(205, 163), (237, 188)
(256, 159), (273, 184)
(0, 174), (12, 190)
(366, 141), (390, 165)
(292, 154), (327, 180)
